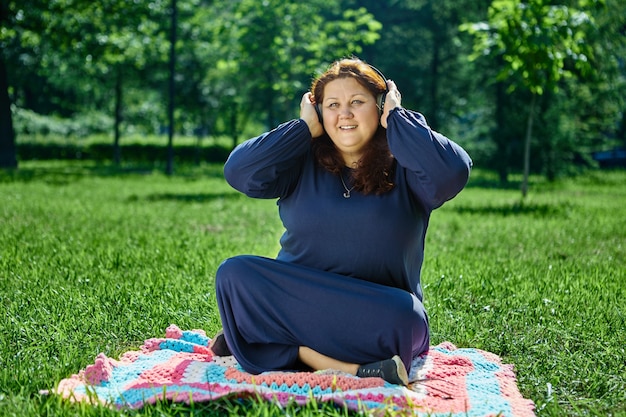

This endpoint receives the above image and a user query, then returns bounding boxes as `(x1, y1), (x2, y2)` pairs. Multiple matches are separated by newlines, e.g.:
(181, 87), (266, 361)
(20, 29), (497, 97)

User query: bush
(12, 107), (113, 138)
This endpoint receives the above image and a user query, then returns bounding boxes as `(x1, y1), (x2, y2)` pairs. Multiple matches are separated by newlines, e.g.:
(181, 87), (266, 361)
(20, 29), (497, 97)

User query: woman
(212, 58), (472, 386)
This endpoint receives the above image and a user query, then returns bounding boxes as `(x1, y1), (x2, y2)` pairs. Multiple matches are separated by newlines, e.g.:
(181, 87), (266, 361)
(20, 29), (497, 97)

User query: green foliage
(216, 0), (381, 127)
(459, 0), (622, 188)
(461, 0), (599, 95)
(1, 0), (625, 177)
(0, 162), (624, 416)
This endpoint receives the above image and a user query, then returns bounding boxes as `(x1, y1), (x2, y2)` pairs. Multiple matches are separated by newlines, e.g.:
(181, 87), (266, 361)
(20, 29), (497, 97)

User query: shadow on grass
(450, 200), (571, 217)
(465, 176), (523, 191)
(133, 192), (243, 203)
(0, 165), (150, 185)
(0, 162), (227, 185)
(17, 142), (231, 165)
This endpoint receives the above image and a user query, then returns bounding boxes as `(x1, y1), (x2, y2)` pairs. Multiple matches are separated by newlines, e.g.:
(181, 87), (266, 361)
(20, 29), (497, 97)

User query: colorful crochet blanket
(52, 325), (535, 416)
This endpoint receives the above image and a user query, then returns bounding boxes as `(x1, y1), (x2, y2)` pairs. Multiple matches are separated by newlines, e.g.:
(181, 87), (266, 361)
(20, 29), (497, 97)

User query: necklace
(339, 172), (355, 198)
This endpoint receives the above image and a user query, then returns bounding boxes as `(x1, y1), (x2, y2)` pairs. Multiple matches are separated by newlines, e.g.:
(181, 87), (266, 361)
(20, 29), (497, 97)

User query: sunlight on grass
(0, 163), (624, 416)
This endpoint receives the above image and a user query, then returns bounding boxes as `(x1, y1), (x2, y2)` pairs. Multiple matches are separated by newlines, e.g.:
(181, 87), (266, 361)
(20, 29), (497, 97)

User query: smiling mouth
(339, 125), (357, 130)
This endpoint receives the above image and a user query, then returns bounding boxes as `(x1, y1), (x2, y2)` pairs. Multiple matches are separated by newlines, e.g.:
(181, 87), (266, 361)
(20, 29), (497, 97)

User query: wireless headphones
(315, 64), (389, 123)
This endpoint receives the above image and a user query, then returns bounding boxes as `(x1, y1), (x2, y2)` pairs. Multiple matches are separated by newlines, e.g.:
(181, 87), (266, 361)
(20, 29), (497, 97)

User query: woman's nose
(339, 107), (353, 117)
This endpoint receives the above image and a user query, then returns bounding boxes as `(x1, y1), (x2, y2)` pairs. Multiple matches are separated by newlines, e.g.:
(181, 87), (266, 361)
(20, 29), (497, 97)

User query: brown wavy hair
(310, 58), (395, 195)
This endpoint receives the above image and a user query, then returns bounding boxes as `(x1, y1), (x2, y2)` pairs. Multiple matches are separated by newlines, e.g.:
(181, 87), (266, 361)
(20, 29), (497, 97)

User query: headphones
(315, 64), (388, 123)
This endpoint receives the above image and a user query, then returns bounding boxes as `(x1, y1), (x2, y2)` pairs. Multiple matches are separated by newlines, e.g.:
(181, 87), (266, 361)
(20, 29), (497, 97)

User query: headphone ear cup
(315, 104), (323, 122)
(368, 64), (388, 116)
(377, 93), (386, 115)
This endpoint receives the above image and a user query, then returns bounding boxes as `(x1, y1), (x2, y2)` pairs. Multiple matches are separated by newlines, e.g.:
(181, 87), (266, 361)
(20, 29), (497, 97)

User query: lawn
(0, 161), (624, 416)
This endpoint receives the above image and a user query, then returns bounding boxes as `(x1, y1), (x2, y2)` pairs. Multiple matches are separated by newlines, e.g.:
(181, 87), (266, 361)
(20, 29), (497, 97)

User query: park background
(2, 0), (625, 177)
(1, 0), (625, 416)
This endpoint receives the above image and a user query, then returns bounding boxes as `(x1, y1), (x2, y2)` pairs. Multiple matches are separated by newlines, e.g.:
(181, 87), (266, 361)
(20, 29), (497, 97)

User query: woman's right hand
(300, 92), (325, 138)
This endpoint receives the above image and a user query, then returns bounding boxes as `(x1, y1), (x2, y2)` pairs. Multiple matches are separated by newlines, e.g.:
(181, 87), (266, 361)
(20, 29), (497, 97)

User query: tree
(50, 0), (170, 165)
(0, 0), (48, 169)
(347, 0), (491, 135)
(1, 0), (171, 166)
(218, 0), (381, 130)
(0, 42), (16, 168)
(587, 0), (626, 151)
(462, 0), (600, 196)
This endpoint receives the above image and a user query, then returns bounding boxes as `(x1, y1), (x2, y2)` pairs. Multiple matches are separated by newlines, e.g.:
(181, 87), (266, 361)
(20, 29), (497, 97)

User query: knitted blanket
(52, 325), (535, 416)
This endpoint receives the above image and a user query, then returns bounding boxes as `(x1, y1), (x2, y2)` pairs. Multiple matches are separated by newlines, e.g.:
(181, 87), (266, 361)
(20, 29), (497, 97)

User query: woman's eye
(351, 100), (364, 105)
(328, 103), (338, 108)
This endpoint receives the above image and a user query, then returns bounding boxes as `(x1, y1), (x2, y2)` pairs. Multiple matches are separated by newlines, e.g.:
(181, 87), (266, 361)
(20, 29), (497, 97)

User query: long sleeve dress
(215, 107), (472, 375)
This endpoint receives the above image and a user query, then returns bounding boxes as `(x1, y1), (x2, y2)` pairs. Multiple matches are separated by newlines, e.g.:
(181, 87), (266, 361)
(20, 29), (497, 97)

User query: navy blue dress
(216, 107), (472, 374)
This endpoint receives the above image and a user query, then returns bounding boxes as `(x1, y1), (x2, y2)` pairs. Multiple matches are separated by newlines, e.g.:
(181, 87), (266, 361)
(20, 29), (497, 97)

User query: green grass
(0, 161), (624, 416)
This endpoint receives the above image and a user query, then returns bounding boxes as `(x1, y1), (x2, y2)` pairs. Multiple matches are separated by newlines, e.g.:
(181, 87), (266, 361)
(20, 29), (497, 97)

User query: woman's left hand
(381, 80), (401, 129)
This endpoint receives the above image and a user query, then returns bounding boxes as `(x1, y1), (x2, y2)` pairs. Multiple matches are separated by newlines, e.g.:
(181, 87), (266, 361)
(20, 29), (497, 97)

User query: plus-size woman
(211, 58), (472, 385)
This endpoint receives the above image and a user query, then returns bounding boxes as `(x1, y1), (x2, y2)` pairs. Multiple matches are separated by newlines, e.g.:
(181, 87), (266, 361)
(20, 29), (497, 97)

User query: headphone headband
(368, 64), (388, 91)
(315, 63), (389, 123)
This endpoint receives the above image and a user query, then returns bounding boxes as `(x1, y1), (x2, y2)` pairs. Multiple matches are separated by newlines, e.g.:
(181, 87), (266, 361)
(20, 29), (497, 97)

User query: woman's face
(320, 77), (380, 166)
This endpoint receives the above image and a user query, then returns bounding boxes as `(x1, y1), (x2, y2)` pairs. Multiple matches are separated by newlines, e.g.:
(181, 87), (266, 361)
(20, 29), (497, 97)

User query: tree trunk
(494, 76), (508, 184)
(165, 0), (177, 176)
(113, 67), (122, 166)
(230, 102), (238, 151)
(521, 94), (536, 198)
(617, 109), (626, 149)
(266, 89), (275, 130)
(0, 54), (17, 169)
(428, 33), (441, 130)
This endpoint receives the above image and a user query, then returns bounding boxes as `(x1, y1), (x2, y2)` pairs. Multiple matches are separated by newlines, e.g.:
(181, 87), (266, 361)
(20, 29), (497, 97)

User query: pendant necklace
(339, 172), (355, 198)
